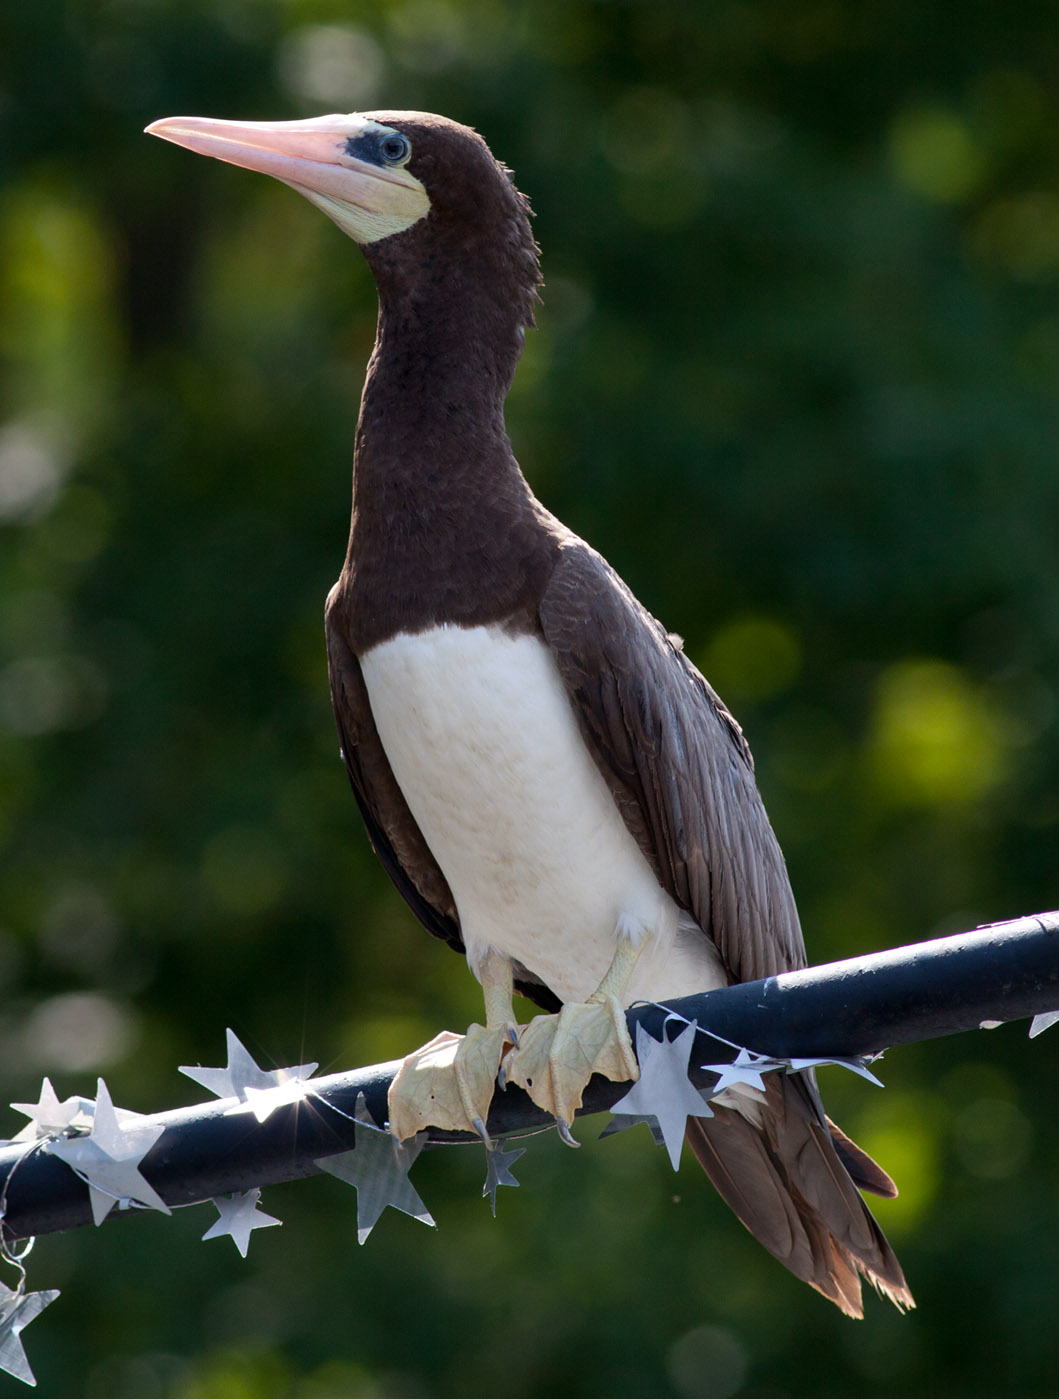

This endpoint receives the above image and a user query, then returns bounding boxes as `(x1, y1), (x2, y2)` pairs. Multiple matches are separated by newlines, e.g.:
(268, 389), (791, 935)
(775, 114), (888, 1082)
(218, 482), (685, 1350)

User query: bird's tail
(684, 1074), (913, 1318)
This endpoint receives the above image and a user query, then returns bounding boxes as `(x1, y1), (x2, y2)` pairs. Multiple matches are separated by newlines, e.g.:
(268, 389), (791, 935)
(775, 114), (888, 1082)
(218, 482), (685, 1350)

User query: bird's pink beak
(145, 114), (428, 239)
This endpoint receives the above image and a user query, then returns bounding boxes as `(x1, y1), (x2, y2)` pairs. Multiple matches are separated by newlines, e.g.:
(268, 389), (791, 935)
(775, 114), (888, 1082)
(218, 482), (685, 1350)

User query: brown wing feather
(539, 539), (804, 982)
(539, 540), (911, 1313)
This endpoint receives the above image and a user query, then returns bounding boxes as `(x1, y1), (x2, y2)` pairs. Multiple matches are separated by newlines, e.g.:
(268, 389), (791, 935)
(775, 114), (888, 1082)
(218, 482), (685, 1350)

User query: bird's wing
(539, 539), (806, 983)
(541, 543), (908, 1314)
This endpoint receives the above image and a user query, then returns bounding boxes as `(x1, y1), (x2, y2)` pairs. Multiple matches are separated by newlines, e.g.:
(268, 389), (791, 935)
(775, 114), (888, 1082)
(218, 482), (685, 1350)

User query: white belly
(359, 623), (726, 1005)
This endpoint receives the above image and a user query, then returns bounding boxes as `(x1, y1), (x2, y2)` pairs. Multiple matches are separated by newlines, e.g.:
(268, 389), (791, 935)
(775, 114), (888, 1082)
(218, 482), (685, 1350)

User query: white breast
(359, 623), (726, 1005)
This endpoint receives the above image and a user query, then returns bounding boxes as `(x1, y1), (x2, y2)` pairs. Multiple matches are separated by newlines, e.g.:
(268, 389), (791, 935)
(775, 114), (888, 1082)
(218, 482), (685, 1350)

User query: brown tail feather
(685, 1076), (913, 1318)
(826, 1117), (898, 1199)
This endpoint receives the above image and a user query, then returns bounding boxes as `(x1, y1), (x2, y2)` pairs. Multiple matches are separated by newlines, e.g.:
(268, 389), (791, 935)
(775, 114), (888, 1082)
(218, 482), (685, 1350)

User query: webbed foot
(503, 994), (639, 1135)
(388, 1023), (515, 1142)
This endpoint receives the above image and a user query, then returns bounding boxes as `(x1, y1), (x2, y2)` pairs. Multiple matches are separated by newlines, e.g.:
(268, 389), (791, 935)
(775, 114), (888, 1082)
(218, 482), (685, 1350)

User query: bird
(146, 108), (912, 1317)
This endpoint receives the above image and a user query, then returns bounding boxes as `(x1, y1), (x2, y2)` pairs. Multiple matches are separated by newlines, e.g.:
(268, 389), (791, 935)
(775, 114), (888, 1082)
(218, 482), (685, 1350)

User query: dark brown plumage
(332, 114), (552, 654)
(322, 113), (910, 1316)
(149, 107), (912, 1316)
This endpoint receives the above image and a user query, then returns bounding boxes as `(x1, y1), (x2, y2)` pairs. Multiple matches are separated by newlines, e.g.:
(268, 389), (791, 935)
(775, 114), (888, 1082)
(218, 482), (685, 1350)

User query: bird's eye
(379, 133), (411, 166)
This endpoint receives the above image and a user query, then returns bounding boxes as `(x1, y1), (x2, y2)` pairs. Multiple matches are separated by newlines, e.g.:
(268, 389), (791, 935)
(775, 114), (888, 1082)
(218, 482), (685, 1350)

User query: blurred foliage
(3, 0), (1059, 1394)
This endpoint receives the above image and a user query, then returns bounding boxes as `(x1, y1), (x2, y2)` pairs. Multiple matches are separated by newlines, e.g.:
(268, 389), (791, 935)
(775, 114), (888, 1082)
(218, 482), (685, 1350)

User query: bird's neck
(339, 268), (559, 653)
(357, 273), (522, 471)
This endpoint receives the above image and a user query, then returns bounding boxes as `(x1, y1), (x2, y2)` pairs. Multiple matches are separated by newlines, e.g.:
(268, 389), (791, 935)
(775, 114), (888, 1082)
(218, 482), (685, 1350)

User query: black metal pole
(2, 910), (1057, 1242)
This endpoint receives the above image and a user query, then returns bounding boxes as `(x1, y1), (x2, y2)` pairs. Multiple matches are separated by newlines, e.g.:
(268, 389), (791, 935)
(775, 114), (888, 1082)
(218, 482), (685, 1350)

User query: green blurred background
(3, 0), (1059, 1394)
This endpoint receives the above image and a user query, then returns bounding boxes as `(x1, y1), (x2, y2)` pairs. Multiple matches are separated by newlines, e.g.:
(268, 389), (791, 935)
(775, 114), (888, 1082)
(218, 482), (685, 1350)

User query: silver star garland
(0, 1281), (59, 1387)
(785, 1054), (884, 1086)
(315, 1095), (435, 1244)
(628, 1003), (887, 1100)
(608, 1022), (715, 1169)
(700, 1046), (785, 1095)
(9, 1080), (92, 1142)
(202, 1189), (281, 1257)
(1030, 1010), (1059, 1038)
(482, 1139), (526, 1216)
(45, 1079), (169, 1224)
(598, 1112), (666, 1146)
(179, 1029), (318, 1122)
(0, 1009), (907, 1376)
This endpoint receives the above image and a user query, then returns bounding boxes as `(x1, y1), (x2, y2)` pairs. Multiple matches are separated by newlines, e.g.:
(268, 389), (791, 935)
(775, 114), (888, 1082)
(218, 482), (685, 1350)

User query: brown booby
(146, 109), (912, 1316)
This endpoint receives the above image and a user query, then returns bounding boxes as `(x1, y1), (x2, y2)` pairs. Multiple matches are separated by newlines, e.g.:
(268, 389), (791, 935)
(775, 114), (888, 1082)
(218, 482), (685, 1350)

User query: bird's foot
(388, 1023), (514, 1142)
(503, 994), (639, 1138)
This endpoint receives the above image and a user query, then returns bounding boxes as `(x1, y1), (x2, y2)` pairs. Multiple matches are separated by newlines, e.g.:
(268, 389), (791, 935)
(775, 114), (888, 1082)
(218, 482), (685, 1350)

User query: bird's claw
(472, 1115), (491, 1146)
(388, 1023), (514, 1141)
(556, 1119), (580, 1148)
(502, 994), (639, 1133)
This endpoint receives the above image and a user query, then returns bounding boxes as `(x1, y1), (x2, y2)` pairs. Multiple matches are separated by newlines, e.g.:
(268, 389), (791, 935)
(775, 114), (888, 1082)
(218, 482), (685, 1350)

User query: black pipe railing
(2, 910), (1057, 1242)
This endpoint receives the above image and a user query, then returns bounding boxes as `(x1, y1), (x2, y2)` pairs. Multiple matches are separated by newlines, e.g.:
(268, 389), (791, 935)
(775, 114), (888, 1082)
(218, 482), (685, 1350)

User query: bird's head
(146, 110), (435, 245)
(146, 110), (539, 309)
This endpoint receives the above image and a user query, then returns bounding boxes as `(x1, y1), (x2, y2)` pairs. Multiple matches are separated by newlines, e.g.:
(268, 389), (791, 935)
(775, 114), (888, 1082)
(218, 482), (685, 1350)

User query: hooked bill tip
(144, 116), (189, 141)
(145, 116), (220, 141)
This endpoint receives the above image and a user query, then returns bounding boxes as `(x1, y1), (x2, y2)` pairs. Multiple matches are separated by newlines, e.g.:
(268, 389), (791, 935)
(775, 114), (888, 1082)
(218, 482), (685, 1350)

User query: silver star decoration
(0, 1281), (59, 1387)
(701, 1046), (784, 1095)
(483, 1139), (526, 1217)
(786, 1055), (884, 1086)
(10, 1079), (92, 1142)
(598, 1114), (666, 1146)
(179, 1029), (318, 1123)
(608, 1022), (715, 1169)
(1030, 1010), (1059, 1038)
(46, 1078), (169, 1224)
(237, 1077), (313, 1125)
(202, 1189), (281, 1257)
(315, 1094), (435, 1244)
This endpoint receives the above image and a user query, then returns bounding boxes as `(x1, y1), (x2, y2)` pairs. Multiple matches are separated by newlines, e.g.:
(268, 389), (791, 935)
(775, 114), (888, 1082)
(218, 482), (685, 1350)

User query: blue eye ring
(380, 133), (411, 166)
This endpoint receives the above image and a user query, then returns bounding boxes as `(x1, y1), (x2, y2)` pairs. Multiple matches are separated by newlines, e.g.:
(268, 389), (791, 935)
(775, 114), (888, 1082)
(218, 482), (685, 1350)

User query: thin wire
(632, 1000), (883, 1074)
(0, 1138), (51, 1290)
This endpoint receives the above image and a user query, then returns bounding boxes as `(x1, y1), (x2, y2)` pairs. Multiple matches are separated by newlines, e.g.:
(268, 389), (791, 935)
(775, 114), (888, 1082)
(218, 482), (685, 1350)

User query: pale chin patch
(293, 181), (430, 245)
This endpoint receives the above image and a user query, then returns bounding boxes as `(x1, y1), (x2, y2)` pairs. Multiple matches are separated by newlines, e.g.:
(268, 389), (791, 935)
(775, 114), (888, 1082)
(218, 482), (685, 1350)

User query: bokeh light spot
(850, 1091), (941, 1235)
(23, 992), (136, 1072)
(0, 653), (108, 735)
(277, 25), (387, 108)
(971, 191), (1059, 281)
(0, 420), (69, 523)
(602, 86), (692, 175)
(39, 883), (119, 975)
(890, 106), (987, 203)
(698, 617), (801, 702)
(952, 1097), (1033, 1179)
(868, 659), (1009, 807)
(666, 1324), (748, 1399)
(201, 825), (288, 917)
